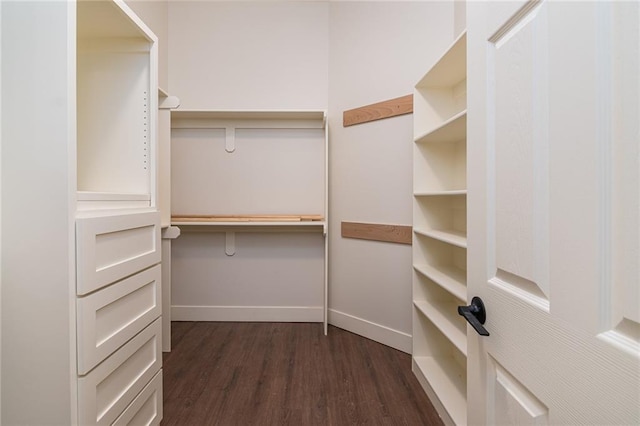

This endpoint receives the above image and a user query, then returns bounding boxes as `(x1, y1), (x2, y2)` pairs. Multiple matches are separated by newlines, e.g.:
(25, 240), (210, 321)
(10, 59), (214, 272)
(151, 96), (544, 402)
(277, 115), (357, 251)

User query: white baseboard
(328, 309), (412, 354)
(172, 305), (323, 322)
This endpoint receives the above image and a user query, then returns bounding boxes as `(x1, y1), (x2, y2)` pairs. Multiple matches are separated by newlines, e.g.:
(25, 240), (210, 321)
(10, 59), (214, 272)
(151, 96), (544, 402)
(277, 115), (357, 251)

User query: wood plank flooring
(161, 322), (444, 425)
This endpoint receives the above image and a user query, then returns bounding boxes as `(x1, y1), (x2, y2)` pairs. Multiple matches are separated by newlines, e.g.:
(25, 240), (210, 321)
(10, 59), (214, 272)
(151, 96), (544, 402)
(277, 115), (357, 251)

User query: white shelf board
(413, 264), (467, 302)
(415, 110), (467, 144)
(413, 356), (467, 426)
(414, 300), (467, 356)
(416, 31), (467, 88)
(414, 190), (467, 197)
(77, 191), (150, 201)
(414, 227), (467, 248)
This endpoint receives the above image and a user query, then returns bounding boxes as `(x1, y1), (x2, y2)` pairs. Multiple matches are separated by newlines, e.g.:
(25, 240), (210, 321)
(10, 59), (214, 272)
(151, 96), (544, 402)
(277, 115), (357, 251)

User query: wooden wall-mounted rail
(343, 94), (413, 127)
(341, 221), (412, 245)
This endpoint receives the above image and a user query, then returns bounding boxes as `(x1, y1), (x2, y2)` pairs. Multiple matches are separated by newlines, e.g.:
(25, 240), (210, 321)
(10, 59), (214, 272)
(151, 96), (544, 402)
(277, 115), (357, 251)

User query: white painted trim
(172, 305), (324, 322)
(328, 309), (412, 354)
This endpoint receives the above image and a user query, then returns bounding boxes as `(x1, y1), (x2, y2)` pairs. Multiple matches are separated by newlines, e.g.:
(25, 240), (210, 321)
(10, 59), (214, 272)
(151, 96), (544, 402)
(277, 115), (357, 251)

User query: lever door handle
(458, 297), (490, 336)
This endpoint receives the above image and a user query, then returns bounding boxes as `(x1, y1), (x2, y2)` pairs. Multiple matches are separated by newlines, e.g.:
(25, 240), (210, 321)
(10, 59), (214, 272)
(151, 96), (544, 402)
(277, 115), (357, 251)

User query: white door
(467, 1), (640, 424)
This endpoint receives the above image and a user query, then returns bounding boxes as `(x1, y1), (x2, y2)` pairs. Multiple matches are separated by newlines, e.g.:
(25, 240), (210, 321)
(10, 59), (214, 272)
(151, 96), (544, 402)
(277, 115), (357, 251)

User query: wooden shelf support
(341, 221), (412, 245)
(343, 95), (413, 127)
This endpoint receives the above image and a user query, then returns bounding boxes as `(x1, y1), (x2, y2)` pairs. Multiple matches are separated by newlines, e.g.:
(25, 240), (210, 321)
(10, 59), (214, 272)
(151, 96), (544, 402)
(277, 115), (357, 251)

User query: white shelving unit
(2, 1), (163, 424)
(170, 110), (329, 334)
(412, 30), (468, 426)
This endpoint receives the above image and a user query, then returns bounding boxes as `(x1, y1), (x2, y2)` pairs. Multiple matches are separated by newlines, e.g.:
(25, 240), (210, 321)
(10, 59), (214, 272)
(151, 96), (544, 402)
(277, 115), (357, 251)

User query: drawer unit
(113, 370), (163, 426)
(77, 265), (162, 375)
(78, 318), (162, 426)
(76, 211), (161, 295)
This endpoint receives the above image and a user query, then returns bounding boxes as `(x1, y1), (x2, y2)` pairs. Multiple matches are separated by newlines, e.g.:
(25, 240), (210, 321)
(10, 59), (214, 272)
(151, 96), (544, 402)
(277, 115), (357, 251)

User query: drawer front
(77, 211), (161, 295)
(77, 265), (161, 375)
(78, 318), (162, 426)
(113, 370), (163, 426)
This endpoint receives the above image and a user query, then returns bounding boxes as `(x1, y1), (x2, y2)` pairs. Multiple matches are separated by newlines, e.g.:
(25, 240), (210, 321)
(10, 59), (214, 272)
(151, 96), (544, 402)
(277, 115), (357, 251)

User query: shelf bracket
(225, 231), (236, 256)
(225, 127), (236, 153)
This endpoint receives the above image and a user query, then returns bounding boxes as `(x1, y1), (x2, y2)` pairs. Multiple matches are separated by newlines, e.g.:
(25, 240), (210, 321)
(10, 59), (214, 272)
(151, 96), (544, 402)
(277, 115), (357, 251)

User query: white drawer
(78, 318), (162, 426)
(76, 211), (161, 295)
(113, 370), (163, 426)
(77, 265), (161, 375)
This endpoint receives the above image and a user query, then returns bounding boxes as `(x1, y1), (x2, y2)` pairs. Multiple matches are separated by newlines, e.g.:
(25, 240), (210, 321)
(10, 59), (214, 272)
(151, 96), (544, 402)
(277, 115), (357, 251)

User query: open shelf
(76, 0), (157, 204)
(414, 193), (466, 238)
(414, 264), (466, 302)
(414, 300), (466, 356)
(414, 138), (466, 193)
(170, 109), (329, 333)
(413, 356), (467, 426)
(414, 32), (467, 139)
(414, 228), (467, 249)
(415, 110), (467, 145)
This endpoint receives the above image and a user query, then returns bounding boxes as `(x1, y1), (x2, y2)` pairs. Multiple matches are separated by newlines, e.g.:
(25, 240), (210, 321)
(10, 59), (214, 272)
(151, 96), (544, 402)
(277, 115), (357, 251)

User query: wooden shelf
(413, 356), (467, 426)
(414, 300), (467, 356)
(414, 228), (467, 248)
(172, 110), (326, 129)
(413, 264), (466, 302)
(415, 110), (466, 144)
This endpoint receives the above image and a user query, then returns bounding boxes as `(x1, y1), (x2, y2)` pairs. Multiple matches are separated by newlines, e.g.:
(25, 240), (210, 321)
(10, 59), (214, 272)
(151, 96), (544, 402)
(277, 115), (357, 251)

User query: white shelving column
(2, 1), (163, 424)
(412, 31), (468, 426)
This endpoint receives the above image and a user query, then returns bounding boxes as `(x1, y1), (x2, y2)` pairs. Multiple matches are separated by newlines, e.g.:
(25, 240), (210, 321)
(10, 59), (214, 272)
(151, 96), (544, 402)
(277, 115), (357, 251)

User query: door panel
(468, 1), (640, 424)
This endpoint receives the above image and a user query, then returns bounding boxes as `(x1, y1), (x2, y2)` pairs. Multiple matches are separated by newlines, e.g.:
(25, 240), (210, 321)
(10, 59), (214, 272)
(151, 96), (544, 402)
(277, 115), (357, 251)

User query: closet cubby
(170, 110), (328, 333)
(76, 0), (157, 209)
(412, 30), (468, 425)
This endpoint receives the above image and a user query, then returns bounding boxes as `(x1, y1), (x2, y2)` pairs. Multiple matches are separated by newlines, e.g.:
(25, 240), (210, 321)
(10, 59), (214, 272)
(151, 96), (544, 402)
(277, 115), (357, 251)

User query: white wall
(125, 0), (169, 90)
(327, 1), (453, 352)
(168, 1), (329, 110)
(166, 1), (454, 351)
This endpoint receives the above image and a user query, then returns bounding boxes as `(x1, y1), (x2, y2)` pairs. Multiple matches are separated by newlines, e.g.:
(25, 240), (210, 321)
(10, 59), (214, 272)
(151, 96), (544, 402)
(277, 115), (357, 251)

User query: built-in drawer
(113, 369), (163, 426)
(76, 211), (161, 295)
(77, 265), (161, 375)
(78, 318), (162, 426)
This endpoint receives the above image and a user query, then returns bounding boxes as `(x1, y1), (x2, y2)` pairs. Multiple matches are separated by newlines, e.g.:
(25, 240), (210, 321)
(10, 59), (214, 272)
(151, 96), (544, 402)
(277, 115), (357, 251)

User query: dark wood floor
(161, 322), (443, 425)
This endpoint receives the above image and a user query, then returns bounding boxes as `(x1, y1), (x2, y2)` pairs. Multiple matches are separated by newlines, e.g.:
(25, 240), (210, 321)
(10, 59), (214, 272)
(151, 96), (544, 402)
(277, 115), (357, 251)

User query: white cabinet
(1, 1), (162, 424)
(170, 110), (329, 333)
(412, 31), (468, 426)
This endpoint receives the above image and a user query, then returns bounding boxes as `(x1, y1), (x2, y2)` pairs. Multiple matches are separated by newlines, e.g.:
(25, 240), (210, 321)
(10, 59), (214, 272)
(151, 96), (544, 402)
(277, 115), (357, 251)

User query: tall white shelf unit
(2, 1), (163, 424)
(412, 31), (468, 426)
(170, 110), (329, 334)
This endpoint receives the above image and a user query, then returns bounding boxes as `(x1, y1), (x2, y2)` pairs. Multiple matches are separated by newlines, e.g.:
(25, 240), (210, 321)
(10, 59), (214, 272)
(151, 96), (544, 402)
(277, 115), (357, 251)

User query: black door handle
(458, 297), (490, 336)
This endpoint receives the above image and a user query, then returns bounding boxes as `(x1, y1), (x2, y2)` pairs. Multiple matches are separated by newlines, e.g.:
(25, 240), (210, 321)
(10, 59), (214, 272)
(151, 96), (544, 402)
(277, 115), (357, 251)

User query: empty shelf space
(416, 31), (467, 89)
(413, 264), (466, 301)
(414, 228), (467, 248)
(413, 356), (467, 426)
(415, 110), (466, 144)
(414, 300), (467, 356)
